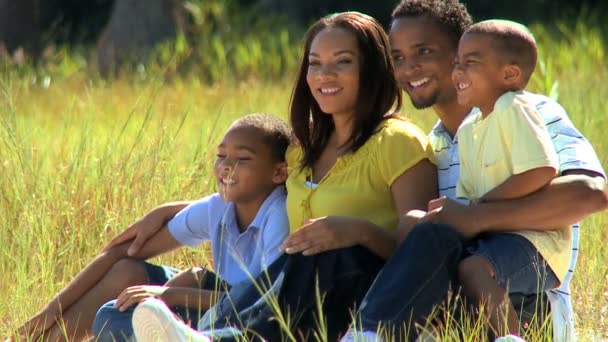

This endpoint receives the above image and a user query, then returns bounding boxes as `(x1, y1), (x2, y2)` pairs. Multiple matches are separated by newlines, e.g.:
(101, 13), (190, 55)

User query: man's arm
(424, 171), (607, 235)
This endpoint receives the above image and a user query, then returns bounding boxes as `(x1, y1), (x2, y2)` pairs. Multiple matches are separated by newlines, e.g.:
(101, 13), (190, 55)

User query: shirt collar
(249, 186), (286, 230)
(431, 108), (480, 143)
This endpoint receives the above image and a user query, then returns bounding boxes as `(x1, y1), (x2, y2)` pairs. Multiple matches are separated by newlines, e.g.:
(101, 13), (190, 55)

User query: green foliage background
(0, 1), (606, 340)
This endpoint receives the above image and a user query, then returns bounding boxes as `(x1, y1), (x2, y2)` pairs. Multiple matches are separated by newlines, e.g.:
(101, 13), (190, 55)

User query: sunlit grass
(1, 17), (607, 341)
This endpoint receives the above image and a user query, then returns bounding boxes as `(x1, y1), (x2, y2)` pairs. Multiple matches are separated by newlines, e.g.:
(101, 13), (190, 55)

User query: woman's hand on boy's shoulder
(280, 216), (363, 256)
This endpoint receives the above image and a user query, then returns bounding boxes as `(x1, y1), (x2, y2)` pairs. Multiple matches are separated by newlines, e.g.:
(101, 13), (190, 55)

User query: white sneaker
(340, 329), (383, 342)
(132, 298), (211, 342)
(495, 335), (527, 342)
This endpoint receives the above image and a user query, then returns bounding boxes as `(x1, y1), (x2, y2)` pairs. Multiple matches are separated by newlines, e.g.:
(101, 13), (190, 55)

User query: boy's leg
(459, 234), (559, 338)
(91, 262), (179, 342)
(459, 254), (519, 336)
(44, 258), (149, 341)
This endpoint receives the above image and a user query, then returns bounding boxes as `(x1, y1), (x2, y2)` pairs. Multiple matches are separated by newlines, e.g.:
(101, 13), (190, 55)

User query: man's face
(389, 16), (458, 109)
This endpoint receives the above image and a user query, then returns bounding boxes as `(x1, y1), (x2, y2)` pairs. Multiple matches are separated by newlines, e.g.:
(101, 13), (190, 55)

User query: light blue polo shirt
(167, 186), (288, 286)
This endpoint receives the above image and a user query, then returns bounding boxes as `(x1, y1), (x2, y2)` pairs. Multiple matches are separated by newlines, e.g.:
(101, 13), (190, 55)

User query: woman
(114, 11), (438, 341)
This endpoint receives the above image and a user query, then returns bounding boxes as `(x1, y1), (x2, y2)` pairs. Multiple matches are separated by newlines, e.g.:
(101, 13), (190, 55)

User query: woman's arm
(281, 159), (438, 259)
(369, 159), (438, 256)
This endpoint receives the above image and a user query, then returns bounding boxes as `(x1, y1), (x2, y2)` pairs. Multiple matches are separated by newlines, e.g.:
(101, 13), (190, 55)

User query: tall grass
(1, 16), (607, 340)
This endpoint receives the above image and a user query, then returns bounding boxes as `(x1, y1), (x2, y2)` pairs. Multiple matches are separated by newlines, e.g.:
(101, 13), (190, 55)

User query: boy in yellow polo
(452, 20), (567, 340)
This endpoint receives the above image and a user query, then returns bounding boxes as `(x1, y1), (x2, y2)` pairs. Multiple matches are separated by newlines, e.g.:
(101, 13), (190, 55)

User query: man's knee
(406, 223), (464, 255)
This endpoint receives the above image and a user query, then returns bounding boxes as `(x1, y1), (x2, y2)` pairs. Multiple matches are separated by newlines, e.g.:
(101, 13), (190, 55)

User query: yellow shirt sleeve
(376, 119), (436, 186)
(500, 97), (559, 174)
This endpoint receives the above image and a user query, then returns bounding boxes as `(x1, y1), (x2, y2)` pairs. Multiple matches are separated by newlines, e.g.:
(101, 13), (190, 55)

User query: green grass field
(1, 19), (607, 341)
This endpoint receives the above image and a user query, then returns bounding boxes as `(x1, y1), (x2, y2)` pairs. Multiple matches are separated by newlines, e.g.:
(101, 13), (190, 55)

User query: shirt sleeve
(538, 100), (606, 178)
(377, 119), (437, 186)
(260, 203), (290, 269)
(167, 194), (219, 246)
(501, 100), (559, 175)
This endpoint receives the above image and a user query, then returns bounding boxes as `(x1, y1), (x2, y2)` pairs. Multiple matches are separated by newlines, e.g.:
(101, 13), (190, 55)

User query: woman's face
(306, 27), (360, 118)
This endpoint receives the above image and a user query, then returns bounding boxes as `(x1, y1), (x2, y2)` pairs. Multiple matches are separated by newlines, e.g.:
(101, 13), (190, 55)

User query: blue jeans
(359, 223), (465, 341)
(198, 246), (385, 341)
(358, 223), (553, 341)
(92, 263), (226, 342)
(464, 233), (558, 294)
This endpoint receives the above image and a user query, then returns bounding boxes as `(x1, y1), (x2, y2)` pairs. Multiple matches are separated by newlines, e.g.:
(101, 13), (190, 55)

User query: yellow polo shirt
(456, 91), (570, 282)
(286, 118), (435, 234)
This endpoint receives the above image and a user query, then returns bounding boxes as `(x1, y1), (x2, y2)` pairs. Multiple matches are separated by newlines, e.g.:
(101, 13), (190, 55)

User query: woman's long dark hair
(290, 11), (402, 170)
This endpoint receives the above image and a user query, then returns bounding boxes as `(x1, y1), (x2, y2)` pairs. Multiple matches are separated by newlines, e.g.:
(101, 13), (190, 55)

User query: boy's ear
(272, 162), (288, 184)
(503, 64), (522, 87)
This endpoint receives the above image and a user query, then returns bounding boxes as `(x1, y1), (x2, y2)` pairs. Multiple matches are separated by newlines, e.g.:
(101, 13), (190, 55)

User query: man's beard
(409, 90), (439, 109)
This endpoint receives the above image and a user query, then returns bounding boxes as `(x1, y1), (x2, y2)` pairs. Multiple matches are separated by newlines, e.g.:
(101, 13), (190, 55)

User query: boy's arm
(476, 170), (606, 231)
(161, 287), (223, 309)
(104, 201), (192, 255)
(478, 166), (556, 203)
(113, 285), (224, 311)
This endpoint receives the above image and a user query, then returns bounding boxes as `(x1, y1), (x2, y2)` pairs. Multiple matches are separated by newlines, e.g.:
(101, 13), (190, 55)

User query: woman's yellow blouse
(286, 118), (436, 234)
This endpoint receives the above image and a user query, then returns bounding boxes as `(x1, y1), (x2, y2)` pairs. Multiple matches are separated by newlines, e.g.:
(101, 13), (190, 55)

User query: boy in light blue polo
(92, 114), (292, 341)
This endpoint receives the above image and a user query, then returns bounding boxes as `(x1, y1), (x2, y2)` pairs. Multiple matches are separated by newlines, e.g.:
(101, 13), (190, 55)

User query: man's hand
(280, 216), (363, 256)
(115, 285), (168, 312)
(396, 209), (427, 242)
(422, 197), (480, 238)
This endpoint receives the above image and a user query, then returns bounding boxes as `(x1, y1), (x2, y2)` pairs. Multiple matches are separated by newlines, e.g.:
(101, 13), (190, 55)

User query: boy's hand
(103, 208), (167, 256)
(280, 216), (362, 256)
(422, 197), (480, 238)
(115, 285), (168, 311)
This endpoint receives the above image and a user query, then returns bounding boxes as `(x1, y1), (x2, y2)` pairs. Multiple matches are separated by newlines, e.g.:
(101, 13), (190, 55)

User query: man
(343, 1), (606, 341)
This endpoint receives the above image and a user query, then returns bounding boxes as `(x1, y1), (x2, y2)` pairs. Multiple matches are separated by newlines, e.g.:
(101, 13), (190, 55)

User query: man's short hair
(391, 0), (473, 47)
(467, 20), (538, 85)
(231, 113), (294, 162)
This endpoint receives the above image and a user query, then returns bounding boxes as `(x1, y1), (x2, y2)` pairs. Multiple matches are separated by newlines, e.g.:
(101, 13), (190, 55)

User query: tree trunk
(97, 0), (184, 78)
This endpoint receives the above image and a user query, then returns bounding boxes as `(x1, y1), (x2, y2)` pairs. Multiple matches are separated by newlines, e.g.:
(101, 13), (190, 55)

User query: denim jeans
(358, 223), (465, 341)
(358, 223), (552, 341)
(92, 263), (227, 342)
(199, 246), (385, 341)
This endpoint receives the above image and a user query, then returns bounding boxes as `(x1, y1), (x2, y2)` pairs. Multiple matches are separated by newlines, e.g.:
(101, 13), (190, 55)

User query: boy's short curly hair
(391, 0), (473, 47)
(231, 113), (294, 162)
(466, 20), (538, 87)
